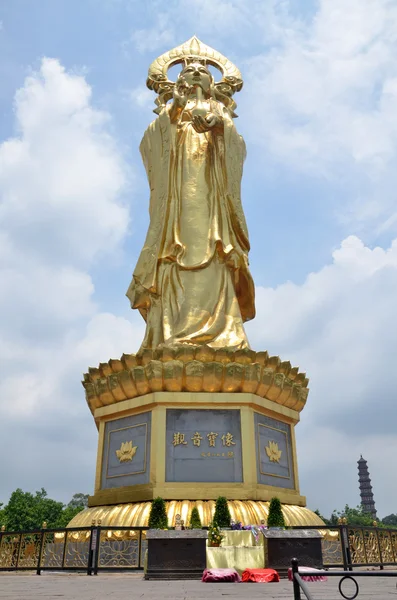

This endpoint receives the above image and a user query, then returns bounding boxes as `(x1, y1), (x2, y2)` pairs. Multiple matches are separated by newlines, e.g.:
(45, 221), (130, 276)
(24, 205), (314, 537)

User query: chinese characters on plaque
(172, 430), (236, 450)
(165, 409), (243, 482)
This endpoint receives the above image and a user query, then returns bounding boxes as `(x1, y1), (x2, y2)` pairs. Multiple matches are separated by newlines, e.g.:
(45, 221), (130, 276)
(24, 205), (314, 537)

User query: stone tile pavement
(0, 573), (396, 600)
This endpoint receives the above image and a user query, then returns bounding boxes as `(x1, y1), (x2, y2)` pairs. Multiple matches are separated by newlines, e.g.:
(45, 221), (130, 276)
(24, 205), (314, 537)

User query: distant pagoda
(357, 455), (377, 519)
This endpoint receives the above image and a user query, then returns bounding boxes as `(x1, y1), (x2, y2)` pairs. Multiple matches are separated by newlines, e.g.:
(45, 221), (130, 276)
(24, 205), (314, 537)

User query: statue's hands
(173, 77), (191, 108)
(192, 113), (222, 133)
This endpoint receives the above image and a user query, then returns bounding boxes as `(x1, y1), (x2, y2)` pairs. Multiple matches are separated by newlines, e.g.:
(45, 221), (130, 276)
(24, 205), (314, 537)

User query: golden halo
(146, 36), (243, 115)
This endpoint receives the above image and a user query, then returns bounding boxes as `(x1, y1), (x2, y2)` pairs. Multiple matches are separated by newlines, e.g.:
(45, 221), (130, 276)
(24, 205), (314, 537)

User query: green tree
(314, 508), (328, 524)
(0, 503), (5, 528)
(189, 506), (202, 529)
(213, 496), (231, 528)
(267, 497), (286, 528)
(382, 514), (397, 527)
(148, 497), (168, 529)
(67, 493), (88, 510)
(4, 488), (64, 531)
(331, 505), (374, 527)
(55, 505), (85, 528)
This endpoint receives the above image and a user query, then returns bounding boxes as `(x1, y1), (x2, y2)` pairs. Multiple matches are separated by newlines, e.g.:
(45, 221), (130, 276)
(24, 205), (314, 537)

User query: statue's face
(181, 62), (212, 92)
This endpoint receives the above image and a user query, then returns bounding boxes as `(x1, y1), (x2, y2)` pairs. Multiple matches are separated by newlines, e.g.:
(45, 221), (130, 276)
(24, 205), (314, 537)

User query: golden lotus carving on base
(265, 441), (282, 463)
(83, 345), (309, 417)
(115, 441), (137, 463)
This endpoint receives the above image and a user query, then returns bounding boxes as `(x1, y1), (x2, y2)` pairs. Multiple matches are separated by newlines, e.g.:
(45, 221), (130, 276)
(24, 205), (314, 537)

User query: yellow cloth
(206, 546), (265, 575)
(221, 530), (264, 547)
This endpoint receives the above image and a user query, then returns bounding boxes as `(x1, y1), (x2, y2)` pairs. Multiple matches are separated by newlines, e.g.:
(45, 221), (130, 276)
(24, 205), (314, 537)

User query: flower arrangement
(208, 522), (224, 547)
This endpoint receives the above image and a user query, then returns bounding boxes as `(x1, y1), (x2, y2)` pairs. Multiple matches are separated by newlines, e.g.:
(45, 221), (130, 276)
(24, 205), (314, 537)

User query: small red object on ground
(242, 568), (280, 583)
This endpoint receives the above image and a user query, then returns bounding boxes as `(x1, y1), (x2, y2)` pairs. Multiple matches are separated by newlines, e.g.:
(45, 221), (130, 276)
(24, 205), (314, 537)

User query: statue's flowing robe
(126, 99), (255, 349)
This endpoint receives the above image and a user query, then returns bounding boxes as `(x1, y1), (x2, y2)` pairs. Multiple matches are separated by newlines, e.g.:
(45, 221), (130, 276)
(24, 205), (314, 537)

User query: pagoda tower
(358, 455), (377, 519)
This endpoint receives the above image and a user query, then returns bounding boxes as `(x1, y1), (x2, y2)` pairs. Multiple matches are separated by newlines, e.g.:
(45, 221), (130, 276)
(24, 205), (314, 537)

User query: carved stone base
(145, 530), (207, 580)
(264, 530), (323, 578)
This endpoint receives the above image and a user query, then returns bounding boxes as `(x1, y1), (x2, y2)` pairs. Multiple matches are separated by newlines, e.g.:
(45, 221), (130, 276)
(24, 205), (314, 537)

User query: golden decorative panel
(68, 500), (324, 529)
(265, 440), (282, 463)
(115, 441), (138, 463)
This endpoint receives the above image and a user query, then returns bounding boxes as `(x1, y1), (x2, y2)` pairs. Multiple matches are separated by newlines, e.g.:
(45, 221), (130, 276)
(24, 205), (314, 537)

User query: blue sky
(1, 0), (396, 519)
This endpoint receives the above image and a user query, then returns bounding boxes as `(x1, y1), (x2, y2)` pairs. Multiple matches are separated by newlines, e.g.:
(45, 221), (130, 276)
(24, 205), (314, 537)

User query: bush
(267, 497), (285, 528)
(213, 496), (231, 528)
(148, 497), (168, 529)
(189, 506), (202, 529)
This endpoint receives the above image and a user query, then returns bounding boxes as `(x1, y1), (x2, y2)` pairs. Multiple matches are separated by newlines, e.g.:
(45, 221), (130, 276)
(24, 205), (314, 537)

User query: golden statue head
(147, 36), (243, 115)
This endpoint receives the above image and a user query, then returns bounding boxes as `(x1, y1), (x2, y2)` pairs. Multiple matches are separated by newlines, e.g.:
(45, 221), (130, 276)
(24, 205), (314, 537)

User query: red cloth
(242, 568), (280, 583)
(288, 567), (328, 582)
(202, 568), (241, 583)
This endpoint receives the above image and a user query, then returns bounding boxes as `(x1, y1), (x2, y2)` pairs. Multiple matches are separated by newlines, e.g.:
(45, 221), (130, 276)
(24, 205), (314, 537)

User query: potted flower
(208, 523), (224, 547)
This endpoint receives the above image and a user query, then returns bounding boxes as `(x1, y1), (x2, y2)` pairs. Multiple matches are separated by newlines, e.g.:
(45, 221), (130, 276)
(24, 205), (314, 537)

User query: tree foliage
(382, 514), (397, 527)
(213, 496), (231, 528)
(329, 505), (374, 527)
(267, 497), (286, 528)
(0, 489), (87, 531)
(67, 493), (89, 510)
(189, 506), (202, 529)
(148, 497), (168, 529)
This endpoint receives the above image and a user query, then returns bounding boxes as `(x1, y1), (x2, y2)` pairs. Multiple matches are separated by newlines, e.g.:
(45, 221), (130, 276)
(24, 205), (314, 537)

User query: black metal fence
(291, 524), (397, 570)
(0, 525), (148, 574)
(0, 523), (396, 574)
(291, 558), (397, 600)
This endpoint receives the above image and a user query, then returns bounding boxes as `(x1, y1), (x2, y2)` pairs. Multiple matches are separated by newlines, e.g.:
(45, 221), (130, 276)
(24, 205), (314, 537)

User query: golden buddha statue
(126, 37), (255, 351)
(76, 38), (320, 533)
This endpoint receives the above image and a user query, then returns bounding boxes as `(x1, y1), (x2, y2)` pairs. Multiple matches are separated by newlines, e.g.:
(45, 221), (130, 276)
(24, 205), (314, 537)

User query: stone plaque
(101, 412), (151, 489)
(254, 413), (295, 490)
(166, 409), (243, 483)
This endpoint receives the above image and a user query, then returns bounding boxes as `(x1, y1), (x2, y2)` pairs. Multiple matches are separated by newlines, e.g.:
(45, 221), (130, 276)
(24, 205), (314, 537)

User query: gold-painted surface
(94, 420), (105, 493)
(41, 532), (65, 568)
(63, 529), (91, 568)
(127, 37), (254, 352)
(265, 440), (282, 463)
(0, 534), (20, 568)
(348, 528), (367, 564)
(17, 534), (41, 568)
(115, 440), (137, 463)
(69, 501), (324, 528)
(318, 530), (344, 565)
(147, 36), (242, 115)
(98, 529), (140, 568)
(83, 350), (309, 417)
(363, 529), (381, 564)
(378, 529), (396, 563)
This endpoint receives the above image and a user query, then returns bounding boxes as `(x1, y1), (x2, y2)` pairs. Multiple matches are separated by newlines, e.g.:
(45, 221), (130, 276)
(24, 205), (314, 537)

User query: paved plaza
(0, 573), (396, 600)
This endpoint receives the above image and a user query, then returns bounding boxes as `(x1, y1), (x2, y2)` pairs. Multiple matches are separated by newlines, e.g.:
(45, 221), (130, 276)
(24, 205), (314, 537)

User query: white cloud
(0, 58), (129, 266)
(242, 0), (397, 230)
(247, 234), (397, 516)
(0, 59), (139, 503)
